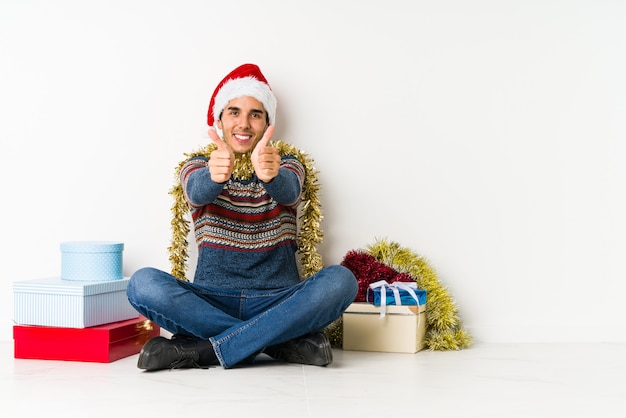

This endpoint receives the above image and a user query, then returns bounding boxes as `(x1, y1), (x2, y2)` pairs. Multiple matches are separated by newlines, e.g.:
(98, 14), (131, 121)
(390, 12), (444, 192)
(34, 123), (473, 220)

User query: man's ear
(216, 120), (222, 129)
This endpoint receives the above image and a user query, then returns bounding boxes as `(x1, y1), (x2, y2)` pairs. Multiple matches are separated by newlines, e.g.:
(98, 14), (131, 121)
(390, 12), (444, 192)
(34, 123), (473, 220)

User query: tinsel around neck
(168, 140), (324, 281)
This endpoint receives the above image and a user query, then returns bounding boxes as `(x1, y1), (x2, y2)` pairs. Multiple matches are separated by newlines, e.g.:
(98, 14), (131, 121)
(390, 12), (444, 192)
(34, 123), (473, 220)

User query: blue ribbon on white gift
(368, 280), (424, 319)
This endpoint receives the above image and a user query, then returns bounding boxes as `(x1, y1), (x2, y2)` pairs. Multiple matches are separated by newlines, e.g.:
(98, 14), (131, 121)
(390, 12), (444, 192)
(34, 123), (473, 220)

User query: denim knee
(126, 267), (163, 306)
(313, 264), (358, 305)
(332, 264), (358, 302)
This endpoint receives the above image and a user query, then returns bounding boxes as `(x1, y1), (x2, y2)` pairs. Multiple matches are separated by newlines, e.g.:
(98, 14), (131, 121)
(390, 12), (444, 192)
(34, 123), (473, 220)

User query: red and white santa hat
(207, 63), (277, 132)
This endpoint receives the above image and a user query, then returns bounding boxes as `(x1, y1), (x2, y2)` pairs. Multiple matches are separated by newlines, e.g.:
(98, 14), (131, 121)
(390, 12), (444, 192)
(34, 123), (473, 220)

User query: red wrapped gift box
(13, 316), (160, 363)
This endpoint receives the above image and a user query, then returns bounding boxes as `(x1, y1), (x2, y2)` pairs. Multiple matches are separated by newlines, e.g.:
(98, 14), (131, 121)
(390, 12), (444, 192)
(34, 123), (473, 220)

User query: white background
(1, 0), (624, 343)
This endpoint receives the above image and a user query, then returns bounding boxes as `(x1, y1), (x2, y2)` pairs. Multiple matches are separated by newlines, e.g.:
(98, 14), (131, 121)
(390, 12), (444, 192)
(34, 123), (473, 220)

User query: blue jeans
(126, 265), (357, 368)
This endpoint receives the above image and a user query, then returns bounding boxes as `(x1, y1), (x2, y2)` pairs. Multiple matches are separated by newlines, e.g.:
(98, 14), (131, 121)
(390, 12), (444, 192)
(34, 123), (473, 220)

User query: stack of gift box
(12, 241), (159, 363)
(342, 280), (427, 353)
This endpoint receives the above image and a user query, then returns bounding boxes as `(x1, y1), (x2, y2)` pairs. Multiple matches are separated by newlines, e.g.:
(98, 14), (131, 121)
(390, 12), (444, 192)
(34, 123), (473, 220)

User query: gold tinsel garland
(325, 238), (472, 351)
(168, 144), (470, 351)
(168, 140), (324, 282)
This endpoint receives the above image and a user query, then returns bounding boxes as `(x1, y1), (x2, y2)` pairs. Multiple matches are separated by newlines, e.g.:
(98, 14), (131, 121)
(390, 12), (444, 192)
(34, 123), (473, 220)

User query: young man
(127, 63), (357, 371)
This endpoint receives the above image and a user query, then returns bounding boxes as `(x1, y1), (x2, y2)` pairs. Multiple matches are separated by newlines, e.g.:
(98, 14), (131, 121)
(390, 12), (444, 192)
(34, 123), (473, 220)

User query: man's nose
(236, 114), (251, 128)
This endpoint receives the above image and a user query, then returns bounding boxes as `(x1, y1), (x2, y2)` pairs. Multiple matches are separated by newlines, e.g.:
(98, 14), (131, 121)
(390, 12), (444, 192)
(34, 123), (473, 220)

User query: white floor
(2, 340), (625, 418)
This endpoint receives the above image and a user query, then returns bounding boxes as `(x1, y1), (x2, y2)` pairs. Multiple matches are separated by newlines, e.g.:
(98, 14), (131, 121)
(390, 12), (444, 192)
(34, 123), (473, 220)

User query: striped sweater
(180, 154), (306, 290)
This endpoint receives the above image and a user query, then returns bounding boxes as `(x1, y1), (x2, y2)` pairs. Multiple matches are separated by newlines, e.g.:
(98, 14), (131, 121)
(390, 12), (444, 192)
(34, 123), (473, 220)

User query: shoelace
(169, 346), (209, 370)
(170, 358), (209, 369)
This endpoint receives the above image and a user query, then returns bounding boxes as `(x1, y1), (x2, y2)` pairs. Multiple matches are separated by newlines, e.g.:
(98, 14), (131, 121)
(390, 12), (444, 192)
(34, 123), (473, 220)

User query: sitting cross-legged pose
(127, 63), (357, 371)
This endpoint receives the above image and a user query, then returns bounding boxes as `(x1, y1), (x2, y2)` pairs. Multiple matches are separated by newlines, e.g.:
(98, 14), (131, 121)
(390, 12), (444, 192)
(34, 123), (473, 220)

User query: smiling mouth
(233, 133), (252, 143)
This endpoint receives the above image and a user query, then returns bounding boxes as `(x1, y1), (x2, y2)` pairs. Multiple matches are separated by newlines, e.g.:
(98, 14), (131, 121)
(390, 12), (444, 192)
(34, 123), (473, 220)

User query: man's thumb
(208, 128), (227, 150)
(256, 125), (275, 149)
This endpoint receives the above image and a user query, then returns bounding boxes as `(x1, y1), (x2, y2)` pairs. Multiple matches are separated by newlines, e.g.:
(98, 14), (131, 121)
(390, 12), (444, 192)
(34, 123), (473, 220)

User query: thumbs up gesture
(207, 128), (235, 183)
(251, 126), (279, 183)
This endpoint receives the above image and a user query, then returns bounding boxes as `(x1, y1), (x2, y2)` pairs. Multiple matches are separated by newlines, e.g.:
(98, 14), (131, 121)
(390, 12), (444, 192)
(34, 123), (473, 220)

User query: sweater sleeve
(262, 155), (305, 206)
(180, 156), (225, 207)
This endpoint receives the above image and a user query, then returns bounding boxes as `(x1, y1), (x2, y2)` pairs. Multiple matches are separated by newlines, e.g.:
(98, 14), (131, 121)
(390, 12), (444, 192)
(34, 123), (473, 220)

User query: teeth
(234, 134), (250, 141)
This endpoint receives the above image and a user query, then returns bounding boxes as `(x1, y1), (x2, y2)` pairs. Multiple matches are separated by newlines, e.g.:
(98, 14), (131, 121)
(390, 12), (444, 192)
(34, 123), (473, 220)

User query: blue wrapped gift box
(366, 285), (427, 306)
(13, 277), (137, 328)
(61, 241), (124, 281)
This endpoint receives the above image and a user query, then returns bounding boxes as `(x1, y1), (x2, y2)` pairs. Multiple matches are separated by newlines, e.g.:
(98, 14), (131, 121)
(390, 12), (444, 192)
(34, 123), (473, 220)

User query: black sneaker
(137, 336), (210, 371)
(264, 332), (333, 366)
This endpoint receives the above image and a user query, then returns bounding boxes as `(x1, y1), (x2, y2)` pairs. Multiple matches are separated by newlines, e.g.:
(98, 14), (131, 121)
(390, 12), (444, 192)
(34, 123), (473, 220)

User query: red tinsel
(341, 250), (415, 302)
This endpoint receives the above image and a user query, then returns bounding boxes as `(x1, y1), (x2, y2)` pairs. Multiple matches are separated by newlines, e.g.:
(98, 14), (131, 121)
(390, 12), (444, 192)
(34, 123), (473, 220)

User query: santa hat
(207, 63), (277, 132)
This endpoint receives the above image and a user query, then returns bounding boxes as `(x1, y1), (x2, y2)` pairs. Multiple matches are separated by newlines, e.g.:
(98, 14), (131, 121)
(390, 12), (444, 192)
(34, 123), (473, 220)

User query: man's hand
(251, 126), (280, 183)
(207, 128), (234, 183)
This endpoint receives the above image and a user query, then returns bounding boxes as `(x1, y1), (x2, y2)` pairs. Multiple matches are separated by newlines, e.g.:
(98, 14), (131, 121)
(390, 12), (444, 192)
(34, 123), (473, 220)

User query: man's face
(217, 96), (269, 154)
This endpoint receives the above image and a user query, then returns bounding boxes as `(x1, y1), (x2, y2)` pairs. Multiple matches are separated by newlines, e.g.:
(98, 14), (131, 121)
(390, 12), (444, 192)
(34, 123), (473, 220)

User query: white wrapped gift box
(342, 302), (427, 353)
(13, 277), (137, 328)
